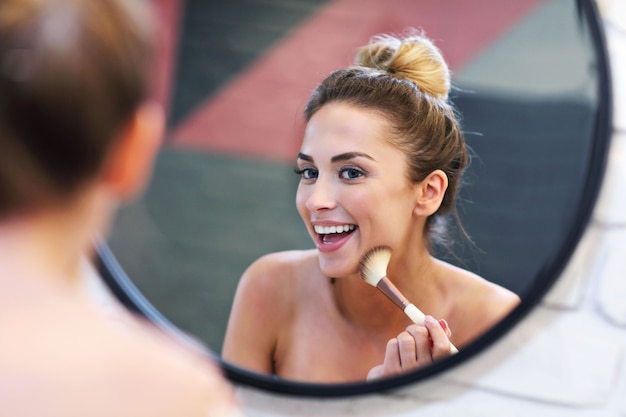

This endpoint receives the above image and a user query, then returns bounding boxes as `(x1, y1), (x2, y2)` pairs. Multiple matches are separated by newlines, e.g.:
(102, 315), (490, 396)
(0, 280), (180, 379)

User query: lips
(314, 224), (355, 235)
(313, 223), (357, 252)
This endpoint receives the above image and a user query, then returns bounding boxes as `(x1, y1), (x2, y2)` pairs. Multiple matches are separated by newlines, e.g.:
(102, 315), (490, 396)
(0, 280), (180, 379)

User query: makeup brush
(359, 246), (459, 354)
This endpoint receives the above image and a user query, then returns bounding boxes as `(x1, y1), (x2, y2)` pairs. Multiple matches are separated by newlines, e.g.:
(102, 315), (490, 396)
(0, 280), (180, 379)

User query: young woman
(0, 0), (241, 415)
(222, 32), (520, 383)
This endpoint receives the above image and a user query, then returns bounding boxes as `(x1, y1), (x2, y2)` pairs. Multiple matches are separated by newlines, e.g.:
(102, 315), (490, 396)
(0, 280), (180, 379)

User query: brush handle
(404, 304), (459, 354)
(376, 278), (459, 354)
(403, 304), (425, 326)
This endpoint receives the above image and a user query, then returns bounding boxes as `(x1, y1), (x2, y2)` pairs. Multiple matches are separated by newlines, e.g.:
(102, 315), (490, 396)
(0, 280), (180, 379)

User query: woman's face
(295, 102), (420, 278)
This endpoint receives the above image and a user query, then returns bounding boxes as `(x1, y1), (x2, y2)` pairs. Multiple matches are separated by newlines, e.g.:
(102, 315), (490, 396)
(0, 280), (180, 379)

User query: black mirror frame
(96, 0), (612, 397)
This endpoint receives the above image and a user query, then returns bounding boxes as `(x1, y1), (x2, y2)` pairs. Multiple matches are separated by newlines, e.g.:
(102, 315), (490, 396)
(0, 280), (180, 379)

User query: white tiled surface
(596, 227), (626, 326)
(233, 2), (626, 416)
(444, 309), (623, 406)
(594, 133), (626, 225)
(601, 0), (626, 133)
(542, 224), (600, 309)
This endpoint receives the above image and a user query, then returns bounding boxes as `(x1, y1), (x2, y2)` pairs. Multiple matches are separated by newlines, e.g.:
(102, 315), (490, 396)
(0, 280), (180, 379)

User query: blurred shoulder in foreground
(0, 0), (241, 415)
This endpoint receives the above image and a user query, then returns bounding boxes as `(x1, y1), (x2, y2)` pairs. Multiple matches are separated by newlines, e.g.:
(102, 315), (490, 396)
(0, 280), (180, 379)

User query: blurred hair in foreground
(0, 0), (154, 215)
(0, 1), (242, 416)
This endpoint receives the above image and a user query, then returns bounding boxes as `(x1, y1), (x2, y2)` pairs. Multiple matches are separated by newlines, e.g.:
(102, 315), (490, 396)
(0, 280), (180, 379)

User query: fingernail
(439, 319), (448, 331)
(424, 315), (436, 326)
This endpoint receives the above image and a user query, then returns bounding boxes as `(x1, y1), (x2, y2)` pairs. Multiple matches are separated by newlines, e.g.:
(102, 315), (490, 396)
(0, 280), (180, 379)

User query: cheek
(359, 187), (414, 236)
(295, 185), (309, 221)
(345, 189), (371, 218)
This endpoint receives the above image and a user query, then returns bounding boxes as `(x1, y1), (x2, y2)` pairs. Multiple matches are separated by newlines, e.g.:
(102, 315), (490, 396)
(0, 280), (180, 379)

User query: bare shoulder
(243, 249), (318, 279)
(222, 249), (318, 372)
(111, 316), (241, 417)
(96, 314), (240, 417)
(237, 249), (318, 303)
(0, 295), (240, 417)
(436, 260), (521, 345)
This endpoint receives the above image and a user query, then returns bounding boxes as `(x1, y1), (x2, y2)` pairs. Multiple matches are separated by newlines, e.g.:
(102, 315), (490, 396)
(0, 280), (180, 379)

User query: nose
(304, 177), (337, 212)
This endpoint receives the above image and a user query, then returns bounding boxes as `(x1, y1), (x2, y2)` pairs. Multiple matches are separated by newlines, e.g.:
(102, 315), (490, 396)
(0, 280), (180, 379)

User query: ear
(102, 101), (164, 201)
(413, 169), (449, 217)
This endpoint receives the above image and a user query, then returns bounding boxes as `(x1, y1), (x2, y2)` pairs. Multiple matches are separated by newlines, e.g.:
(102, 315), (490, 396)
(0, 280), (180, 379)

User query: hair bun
(354, 32), (451, 100)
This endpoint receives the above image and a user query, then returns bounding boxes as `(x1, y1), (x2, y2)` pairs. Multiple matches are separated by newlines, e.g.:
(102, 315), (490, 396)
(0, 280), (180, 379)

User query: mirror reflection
(220, 31), (521, 383)
(105, 0), (602, 385)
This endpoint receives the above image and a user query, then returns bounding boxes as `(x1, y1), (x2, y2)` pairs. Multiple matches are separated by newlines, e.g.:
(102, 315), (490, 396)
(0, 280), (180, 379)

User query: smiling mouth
(314, 224), (357, 244)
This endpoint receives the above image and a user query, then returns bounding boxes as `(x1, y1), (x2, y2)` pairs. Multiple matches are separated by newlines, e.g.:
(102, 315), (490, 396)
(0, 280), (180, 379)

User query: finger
(425, 316), (452, 361)
(405, 323), (431, 367)
(367, 338), (402, 381)
(366, 364), (385, 381)
(439, 319), (452, 339)
(397, 331), (417, 369)
(383, 338), (402, 375)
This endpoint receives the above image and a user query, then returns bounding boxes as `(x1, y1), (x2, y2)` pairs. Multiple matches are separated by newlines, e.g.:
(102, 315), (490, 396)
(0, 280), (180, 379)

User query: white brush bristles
(359, 246), (392, 286)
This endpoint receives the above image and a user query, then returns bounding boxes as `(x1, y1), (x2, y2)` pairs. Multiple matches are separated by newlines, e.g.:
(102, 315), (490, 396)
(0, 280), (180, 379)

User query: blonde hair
(355, 32), (450, 100)
(304, 31), (467, 250)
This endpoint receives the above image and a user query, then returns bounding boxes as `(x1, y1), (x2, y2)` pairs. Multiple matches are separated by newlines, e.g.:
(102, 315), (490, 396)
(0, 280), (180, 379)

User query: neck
(332, 242), (443, 334)
(387, 245), (441, 299)
(331, 274), (409, 335)
(0, 189), (113, 292)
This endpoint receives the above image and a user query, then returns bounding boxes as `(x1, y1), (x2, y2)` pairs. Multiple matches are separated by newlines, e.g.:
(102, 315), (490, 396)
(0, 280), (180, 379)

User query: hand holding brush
(359, 245), (459, 354)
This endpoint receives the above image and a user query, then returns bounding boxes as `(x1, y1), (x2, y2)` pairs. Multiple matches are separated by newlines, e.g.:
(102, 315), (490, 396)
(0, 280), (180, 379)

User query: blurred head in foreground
(0, 0), (161, 222)
(0, 1), (241, 416)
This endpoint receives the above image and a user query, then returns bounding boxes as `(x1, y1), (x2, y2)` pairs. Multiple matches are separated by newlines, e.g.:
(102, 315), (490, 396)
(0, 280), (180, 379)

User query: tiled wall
(235, 1), (626, 415)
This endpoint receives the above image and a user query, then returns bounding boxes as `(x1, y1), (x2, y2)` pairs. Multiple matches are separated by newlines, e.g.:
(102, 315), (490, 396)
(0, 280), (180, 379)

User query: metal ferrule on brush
(376, 276), (411, 311)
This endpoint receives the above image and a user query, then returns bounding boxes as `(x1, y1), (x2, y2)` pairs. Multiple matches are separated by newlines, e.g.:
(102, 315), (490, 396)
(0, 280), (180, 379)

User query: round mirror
(97, 0), (611, 396)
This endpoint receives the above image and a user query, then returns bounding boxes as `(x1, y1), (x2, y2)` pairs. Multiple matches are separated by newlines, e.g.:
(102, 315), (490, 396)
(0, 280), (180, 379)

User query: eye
(339, 167), (365, 180)
(294, 167), (318, 180)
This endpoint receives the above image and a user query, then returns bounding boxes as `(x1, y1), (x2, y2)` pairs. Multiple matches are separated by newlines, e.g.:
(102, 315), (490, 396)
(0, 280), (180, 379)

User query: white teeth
(314, 224), (355, 234)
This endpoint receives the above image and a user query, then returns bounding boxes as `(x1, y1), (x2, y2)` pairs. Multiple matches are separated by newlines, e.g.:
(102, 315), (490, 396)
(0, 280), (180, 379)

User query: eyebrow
(297, 152), (375, 163)
(297, 152), (313, 162)
(332, 152), (375, 163)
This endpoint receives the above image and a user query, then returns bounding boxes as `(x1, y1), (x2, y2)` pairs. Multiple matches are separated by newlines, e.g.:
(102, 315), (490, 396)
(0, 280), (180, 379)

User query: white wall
(235, 1), (626, 415)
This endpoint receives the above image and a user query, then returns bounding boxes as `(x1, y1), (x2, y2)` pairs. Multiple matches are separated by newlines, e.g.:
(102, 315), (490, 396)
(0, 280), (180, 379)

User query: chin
(317, 254), (359, 279)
